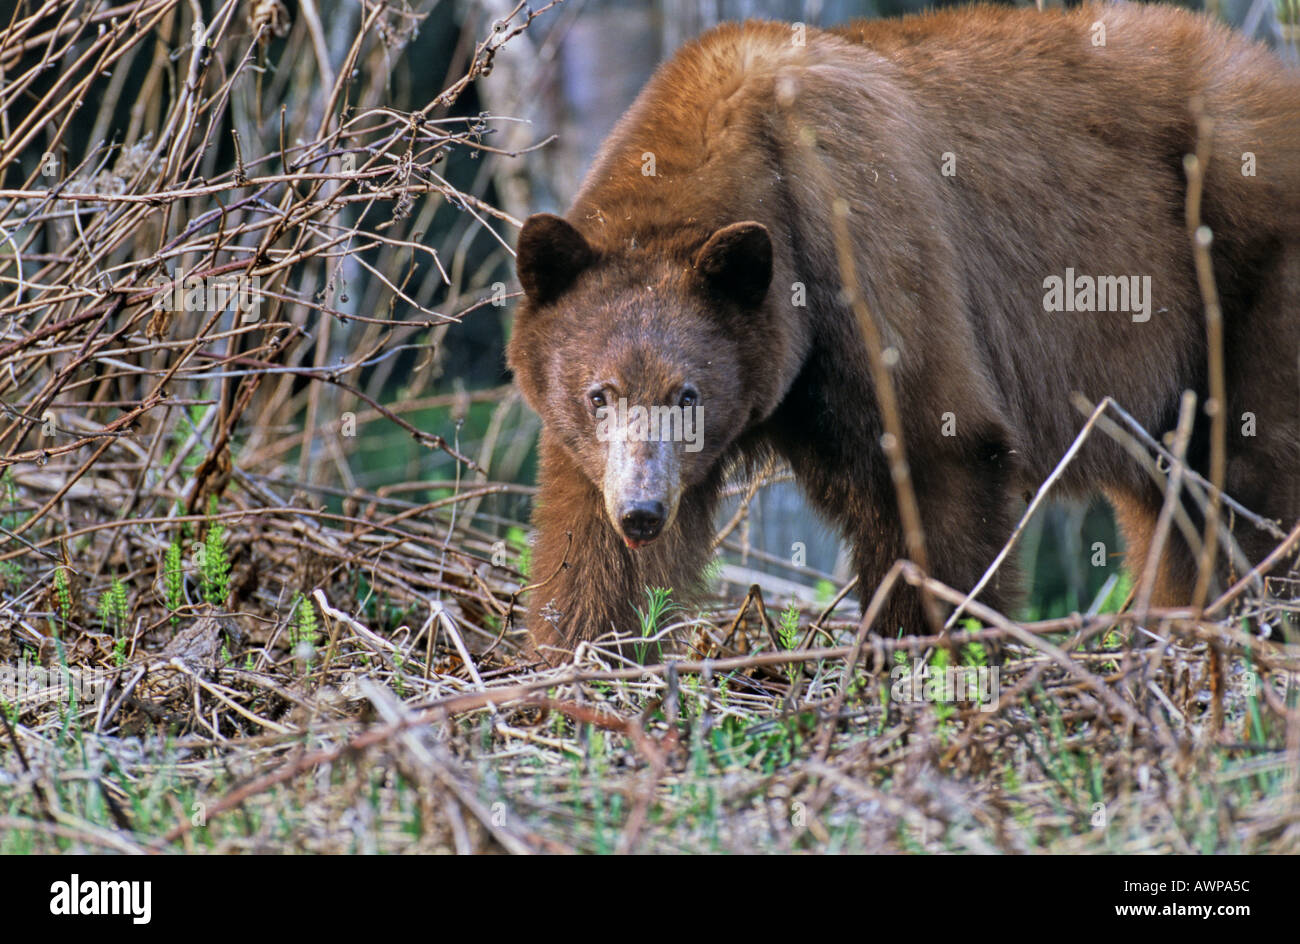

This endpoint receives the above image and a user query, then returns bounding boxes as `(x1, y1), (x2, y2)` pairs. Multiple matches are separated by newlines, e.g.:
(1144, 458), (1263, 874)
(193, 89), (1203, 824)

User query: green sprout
(51, 567), (73, 633)
(633, 586), (676, 663)
(778, 600), (801, 684)
(164, 540), (184, 624)
(97, 577), (128, 637)
(201, 522), (229, 606)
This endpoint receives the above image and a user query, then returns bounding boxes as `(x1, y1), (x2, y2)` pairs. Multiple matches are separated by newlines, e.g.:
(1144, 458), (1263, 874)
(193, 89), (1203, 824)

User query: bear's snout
(601, 433), (682, 548)
(619, 500), (666, 547)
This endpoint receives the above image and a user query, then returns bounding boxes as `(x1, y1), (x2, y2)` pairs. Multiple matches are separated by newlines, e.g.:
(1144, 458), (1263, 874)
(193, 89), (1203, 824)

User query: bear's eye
(587, 387), (607, 412)
(678, 387), (699, 409)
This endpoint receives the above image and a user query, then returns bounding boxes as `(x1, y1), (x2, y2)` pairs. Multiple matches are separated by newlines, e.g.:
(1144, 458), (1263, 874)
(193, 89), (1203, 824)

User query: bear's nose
(620, 501), (666, 544)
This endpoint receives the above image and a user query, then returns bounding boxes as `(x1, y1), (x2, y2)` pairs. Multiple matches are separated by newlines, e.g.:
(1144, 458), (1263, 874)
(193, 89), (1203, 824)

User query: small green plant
(97, 577), (128, 636)
(288, 594), (319, 648)
(392, 651), (406, 697)
(1098, 626), (1123, 673)
(777, 601), (800, 649)
(777, 600), (801, 684)
(961, 620), (988, 669)
(0, 470), (23, 588)
(53, 640), (78, 728)
(928, 648), (957, 739)
(201, 522), (229, 606)
(51, 567), (73, 633)
(0, 467), (17, 521)
(633, 586), (675, 662)
(164, 540), (184, 624)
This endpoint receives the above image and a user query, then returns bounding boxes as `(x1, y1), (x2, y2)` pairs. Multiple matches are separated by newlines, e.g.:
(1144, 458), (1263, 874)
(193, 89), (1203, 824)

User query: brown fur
(508, 4), (1300, 661)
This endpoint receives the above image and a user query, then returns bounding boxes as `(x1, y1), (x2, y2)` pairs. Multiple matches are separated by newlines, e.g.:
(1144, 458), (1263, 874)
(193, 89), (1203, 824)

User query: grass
(2, 564), (1296, 854)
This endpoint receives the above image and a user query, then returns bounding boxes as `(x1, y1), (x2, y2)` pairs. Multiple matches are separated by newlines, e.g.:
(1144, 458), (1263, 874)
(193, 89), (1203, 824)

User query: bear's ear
(693, 221), (772, 308)
(516, 213), (595, 306)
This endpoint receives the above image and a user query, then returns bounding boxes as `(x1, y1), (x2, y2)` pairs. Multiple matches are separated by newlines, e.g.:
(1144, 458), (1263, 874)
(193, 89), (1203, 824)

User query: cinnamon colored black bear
(508, 4), (1300, 661)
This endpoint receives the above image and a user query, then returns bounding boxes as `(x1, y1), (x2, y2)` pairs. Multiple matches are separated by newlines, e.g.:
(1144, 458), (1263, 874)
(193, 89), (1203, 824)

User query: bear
(507, 3), (1300, 662)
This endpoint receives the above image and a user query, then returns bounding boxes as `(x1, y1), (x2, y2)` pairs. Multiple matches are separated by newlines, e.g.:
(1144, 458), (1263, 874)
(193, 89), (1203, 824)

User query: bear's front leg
(524, 432), (638, 661)
(524, 432), (719, 663)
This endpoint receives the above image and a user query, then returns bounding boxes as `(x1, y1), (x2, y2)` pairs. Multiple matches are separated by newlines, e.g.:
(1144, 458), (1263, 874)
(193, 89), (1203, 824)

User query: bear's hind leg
(1105, 486), (1200, 612)
(1223, 239), (1300, 586)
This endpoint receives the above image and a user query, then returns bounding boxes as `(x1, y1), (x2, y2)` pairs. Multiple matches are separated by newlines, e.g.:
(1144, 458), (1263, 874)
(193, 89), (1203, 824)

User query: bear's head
(508, 213), (774, 549)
